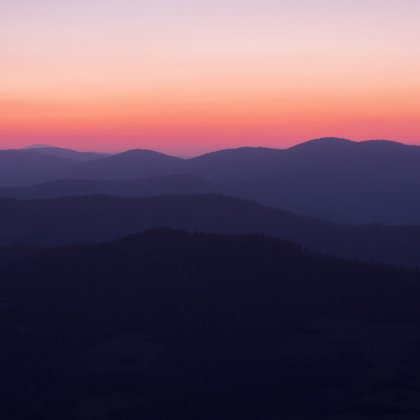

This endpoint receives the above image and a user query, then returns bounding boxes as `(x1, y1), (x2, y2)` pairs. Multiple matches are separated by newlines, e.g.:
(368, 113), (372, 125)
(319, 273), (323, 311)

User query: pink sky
(1, 0), (419, 154)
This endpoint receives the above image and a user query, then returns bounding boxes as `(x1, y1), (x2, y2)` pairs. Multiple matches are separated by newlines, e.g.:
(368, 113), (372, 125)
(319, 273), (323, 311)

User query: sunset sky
(1, 0), (419, 155)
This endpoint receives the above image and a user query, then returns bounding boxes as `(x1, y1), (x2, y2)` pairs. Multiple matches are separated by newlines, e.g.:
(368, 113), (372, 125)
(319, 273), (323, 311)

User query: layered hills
(1, 138), (420, 224)
(2, 138), (420, 419)
(1, 194), (420, 268)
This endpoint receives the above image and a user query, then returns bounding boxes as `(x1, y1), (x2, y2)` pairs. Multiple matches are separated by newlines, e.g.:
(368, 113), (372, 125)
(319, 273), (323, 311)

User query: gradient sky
(1, 0), (419, 154)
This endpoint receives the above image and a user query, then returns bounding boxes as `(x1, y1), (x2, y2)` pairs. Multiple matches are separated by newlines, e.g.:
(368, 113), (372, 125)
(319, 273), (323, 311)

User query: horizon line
(2, 136), (419, 158)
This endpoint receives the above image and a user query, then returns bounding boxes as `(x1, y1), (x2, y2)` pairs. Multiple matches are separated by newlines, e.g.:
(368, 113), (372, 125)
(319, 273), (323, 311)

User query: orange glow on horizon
(1, 87), (419, 154)
(1, 1), (419, 154)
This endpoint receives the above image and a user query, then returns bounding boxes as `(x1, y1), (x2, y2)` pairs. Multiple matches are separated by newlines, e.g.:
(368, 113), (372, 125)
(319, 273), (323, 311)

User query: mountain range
(2, 138), (420, 419)
(1, 138), (420, 224)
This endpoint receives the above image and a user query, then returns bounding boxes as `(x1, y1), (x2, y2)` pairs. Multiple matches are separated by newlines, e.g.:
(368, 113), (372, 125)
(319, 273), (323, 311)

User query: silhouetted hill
(12, 138), (370, 186)
(1, 228), (420, 419)
(183, 146), (285, 181)
(19, 146), (110, 162)
(0, 150), (76, 187)
(223, 139), (420, 224)
(1, 194), (420, 268)
(29, 149), (187, 184)
(27, 146), (286, 185)
(285, 137), (420, 163)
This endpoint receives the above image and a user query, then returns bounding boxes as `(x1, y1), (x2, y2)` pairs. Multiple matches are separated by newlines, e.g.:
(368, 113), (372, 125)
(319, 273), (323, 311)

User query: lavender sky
(1, 0), (419, 154)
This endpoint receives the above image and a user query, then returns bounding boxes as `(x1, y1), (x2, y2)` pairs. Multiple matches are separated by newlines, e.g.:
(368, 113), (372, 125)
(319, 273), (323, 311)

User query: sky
(1, 0), (419, 155)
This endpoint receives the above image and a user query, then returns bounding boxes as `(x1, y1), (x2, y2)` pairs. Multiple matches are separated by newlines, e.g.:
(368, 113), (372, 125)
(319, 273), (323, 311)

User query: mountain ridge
(19, 145), (111, 162)
(0, 194), (420, 268)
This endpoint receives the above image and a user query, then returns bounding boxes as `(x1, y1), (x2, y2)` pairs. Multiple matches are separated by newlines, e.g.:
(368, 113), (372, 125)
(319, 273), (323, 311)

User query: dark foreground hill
(1, 229), (420, 419)
(1, 194), (420, 268)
